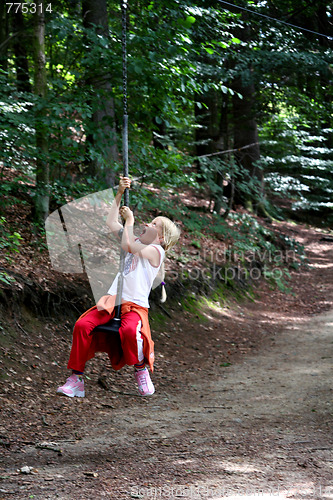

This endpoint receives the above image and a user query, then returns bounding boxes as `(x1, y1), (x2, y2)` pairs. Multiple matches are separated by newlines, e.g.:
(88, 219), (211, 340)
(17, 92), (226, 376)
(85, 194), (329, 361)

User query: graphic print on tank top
(124, 253), (139, 275)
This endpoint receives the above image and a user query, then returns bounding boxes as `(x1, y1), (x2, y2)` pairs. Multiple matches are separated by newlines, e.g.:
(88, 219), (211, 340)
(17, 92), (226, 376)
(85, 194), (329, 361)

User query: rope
(114, 0), (129, 317)
(122, 0), (129, 207)
(197, 142), (260, 159)
(122, 0), (128, 118)
(216, 0), (333, 41)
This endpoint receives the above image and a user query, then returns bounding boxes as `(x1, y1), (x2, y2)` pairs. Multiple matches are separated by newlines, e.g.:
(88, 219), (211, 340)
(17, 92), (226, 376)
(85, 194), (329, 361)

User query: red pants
(67, 308), (144, 373)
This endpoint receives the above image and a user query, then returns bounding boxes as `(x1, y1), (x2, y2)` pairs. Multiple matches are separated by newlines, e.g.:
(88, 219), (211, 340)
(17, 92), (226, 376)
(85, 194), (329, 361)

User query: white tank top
(107, 243), (165, 308)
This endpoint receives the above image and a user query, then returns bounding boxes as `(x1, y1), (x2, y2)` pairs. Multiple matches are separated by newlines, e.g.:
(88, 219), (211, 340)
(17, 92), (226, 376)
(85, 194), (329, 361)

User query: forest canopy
(0, 0), (332, 226)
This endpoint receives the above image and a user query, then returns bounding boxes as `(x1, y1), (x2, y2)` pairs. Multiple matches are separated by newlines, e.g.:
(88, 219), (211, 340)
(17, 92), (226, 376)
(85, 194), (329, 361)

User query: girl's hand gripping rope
(118, 176), (131, 195)
(120, 206), (134, 224)
(106, 176), (131, 234)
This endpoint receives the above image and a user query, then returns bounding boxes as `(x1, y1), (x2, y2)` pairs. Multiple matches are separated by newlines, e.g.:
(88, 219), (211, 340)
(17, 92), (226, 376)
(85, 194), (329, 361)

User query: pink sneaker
(57, 374), (85, 398)
(134, 367), (155, 396)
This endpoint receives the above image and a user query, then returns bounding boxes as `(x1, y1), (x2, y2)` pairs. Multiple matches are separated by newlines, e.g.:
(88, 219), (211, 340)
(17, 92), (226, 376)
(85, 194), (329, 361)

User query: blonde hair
(157, 217), (181, 303)
(158, 216), (181, 252)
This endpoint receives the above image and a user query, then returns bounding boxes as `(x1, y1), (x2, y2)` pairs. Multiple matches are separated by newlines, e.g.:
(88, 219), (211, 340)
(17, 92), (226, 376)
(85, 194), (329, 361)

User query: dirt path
(1, 307), (332, 499)
(1, 223), (333, 499)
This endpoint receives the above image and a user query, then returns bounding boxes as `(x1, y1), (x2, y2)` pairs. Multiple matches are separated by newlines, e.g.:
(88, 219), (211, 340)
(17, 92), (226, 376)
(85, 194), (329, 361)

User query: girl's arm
(106, 176), (131, 236)
(120, 207), (161, 267)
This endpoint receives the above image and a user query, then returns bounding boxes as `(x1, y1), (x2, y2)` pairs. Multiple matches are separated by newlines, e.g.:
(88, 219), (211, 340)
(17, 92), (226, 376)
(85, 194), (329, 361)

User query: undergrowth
(1, 168), (307, 298)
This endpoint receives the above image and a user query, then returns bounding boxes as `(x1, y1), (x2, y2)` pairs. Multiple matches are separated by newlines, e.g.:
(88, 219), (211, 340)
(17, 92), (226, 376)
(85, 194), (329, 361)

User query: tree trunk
(82, 0), (119, 184)
(11, 9), (31, 92)
(194, 89), (221, 196)
(232, 75), (262, 210)
(33, 0), (49, 223)
(317, 2), (333, 149)
(152, 114), (168, 150)
(195, 90), (220, 158)
(214, 92), (230, 214)
(229, 9), (263, 211)
(0, 1), (9, 73)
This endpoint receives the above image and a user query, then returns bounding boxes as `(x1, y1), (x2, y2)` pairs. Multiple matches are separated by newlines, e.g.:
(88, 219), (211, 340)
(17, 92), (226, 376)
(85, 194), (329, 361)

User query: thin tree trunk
(230, 10), (263, 211)
(152, 114), (168, 150)
(194, 89), (221, 196)
(232, 75), (263, 210)
(195, 90), (220, 158)
(0, 1), (9, 73)
(214, 92), (230, 214)
(33, 0), (49, 222)
(11, 9), (31, 92)
(82, 0), (119, 184)
(317, 2), (333, 149)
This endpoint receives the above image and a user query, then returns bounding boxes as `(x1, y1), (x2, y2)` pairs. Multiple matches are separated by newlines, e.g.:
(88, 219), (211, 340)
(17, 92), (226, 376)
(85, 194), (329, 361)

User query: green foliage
(49, 177), (108, 207)
(0, 217), (23, 262)
(197, 156), (230, 212)
(191, 240), (201, 249)
(197, 152), (266, 217)
(0, 272), (16, 285)
(0, 176), (30, 211)
(129, 142), (198, 190)
(145, 188), (222, 238)
(0, 76), (35, 174)
(1, 0), (331, 226)
(263, 267), (293, 294)
(260, 106), (333, 224)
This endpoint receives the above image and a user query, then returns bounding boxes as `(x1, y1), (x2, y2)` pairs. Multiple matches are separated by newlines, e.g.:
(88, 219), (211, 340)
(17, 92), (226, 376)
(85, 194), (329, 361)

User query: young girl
(57, 177), (180, 397)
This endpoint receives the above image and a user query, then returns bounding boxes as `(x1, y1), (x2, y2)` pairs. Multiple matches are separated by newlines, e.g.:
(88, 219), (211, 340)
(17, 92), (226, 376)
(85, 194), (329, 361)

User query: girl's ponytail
(161, 283), (167, 303)
(158, 217), (181, 303)
(160, 261), (167, 303)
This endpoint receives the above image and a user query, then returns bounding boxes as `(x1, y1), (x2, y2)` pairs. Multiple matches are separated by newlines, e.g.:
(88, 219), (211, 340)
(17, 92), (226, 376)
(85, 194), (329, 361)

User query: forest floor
(0, 217), (333, 500)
